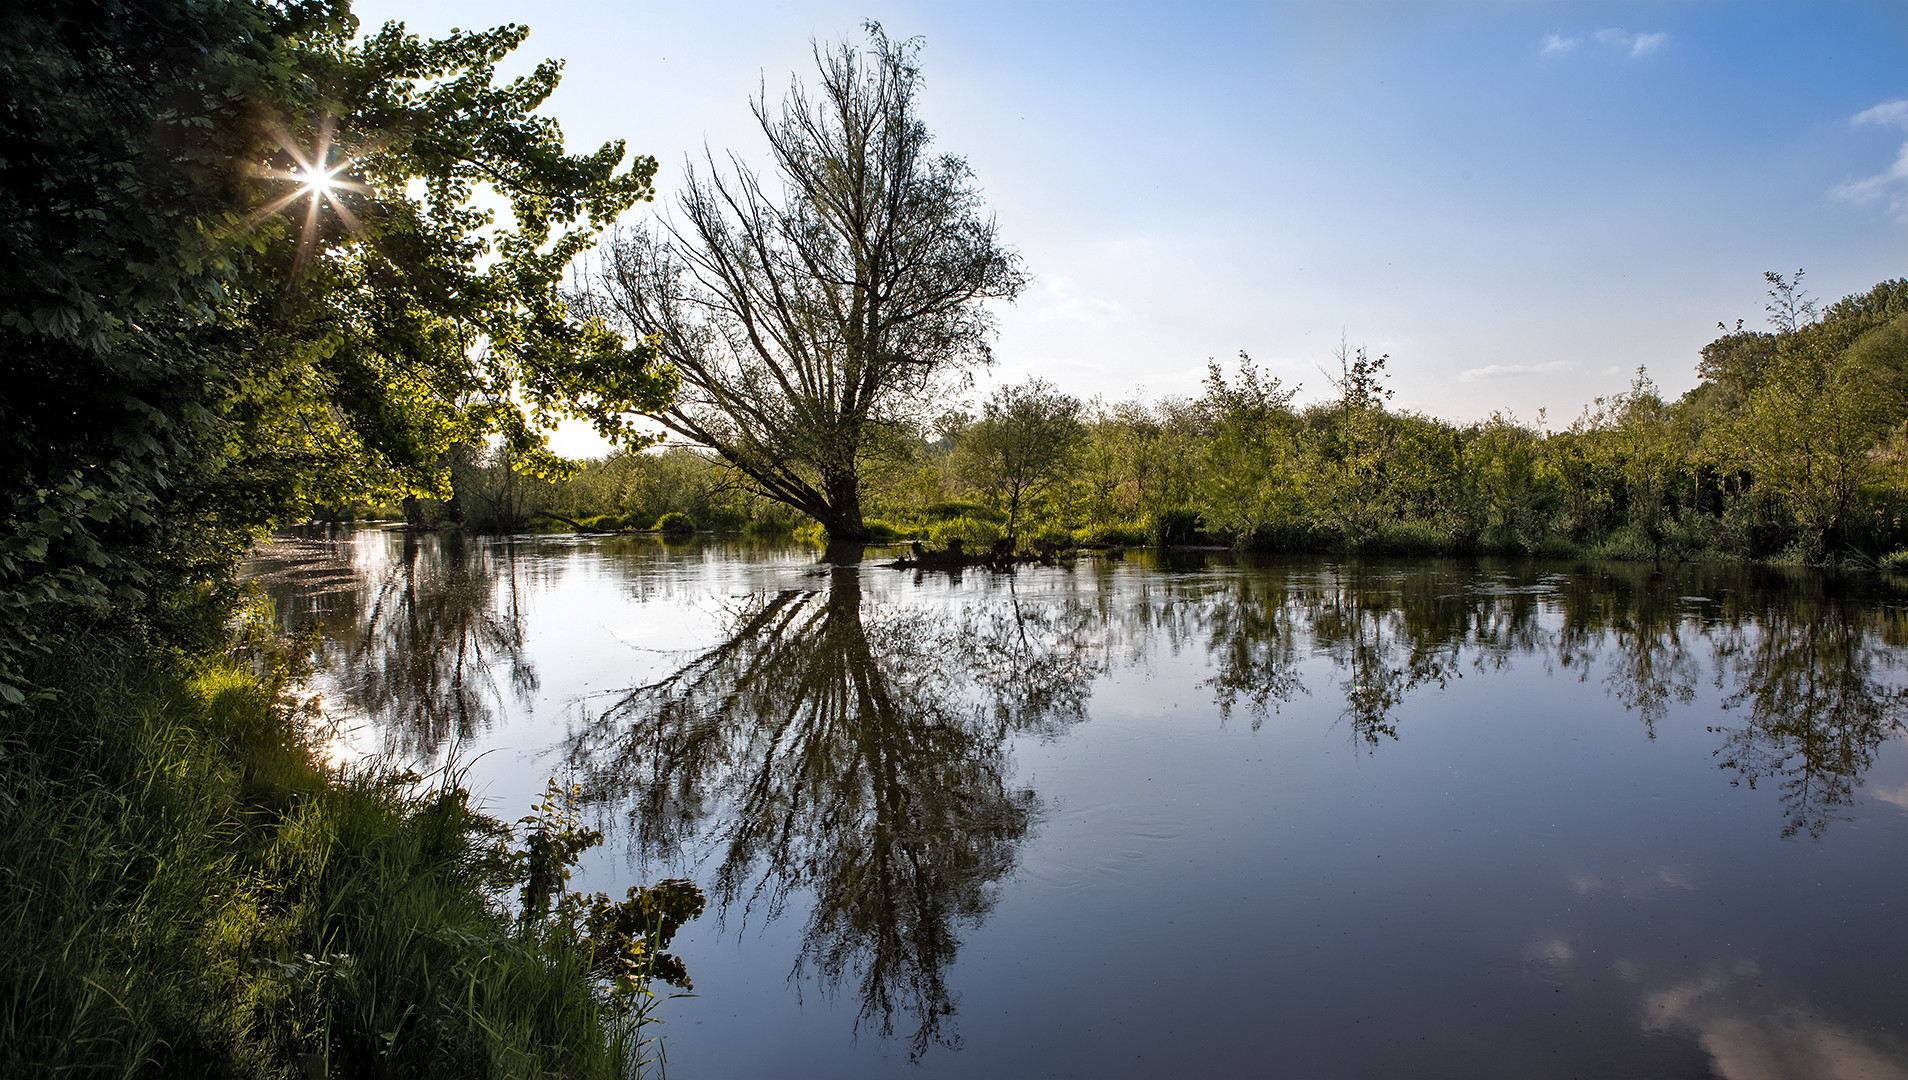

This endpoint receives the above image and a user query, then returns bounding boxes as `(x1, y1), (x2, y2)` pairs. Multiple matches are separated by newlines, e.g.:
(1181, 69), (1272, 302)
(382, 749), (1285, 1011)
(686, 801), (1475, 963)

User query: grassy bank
(0, 601), (695, 1079)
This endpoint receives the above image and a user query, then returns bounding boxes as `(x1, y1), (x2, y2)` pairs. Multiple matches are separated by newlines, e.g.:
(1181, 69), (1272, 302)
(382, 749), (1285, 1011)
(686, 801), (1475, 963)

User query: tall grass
(0, 610), (689, 1079)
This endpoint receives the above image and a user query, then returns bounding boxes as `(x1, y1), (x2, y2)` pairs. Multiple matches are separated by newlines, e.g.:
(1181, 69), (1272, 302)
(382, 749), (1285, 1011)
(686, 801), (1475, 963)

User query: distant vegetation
(444, 273), (1908, 567)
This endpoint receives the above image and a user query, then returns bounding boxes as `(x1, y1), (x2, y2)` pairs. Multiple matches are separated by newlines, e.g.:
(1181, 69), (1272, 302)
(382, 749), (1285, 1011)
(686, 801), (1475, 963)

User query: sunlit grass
(0, 617), (676, 1078)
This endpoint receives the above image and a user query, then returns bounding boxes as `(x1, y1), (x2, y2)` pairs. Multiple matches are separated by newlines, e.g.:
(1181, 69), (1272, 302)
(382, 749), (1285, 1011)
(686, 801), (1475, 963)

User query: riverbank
(0, 598), (680, 1078)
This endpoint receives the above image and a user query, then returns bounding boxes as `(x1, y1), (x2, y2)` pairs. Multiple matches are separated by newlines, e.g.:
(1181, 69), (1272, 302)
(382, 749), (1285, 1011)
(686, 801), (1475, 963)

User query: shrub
(1355, 519), (1449, 556)
(1076, 519), (1149, 547)
(923, 501), (1001, 523)
(653, 512), (696, 535)
(1151, 507), (1204, 546)
(925, 516), (1002, 548)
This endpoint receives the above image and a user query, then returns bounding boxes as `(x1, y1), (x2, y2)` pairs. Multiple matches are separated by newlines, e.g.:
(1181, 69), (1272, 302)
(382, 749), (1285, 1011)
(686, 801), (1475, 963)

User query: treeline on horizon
(416, 272), (1908, 566)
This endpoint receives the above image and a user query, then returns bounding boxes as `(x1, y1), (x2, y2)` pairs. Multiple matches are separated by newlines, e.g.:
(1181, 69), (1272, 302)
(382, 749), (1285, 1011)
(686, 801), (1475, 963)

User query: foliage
(1196, 354), (1303, 545)
(1315, 341), (1398, 545)
(653, 511), (697, 535)
(588, 22), (1024, 541)
(949, 379), (1086, 545)
(1711, 278), (1908, 557)
(0, 612), (700, 1078)
(540, 448), (799, 534)
(0, 0), (669, 699)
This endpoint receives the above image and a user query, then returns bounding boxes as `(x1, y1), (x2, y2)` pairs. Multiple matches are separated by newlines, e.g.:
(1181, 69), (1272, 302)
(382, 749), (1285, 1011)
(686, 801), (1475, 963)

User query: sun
(295, 162), (344, 200)
(244, 115), (377, 277)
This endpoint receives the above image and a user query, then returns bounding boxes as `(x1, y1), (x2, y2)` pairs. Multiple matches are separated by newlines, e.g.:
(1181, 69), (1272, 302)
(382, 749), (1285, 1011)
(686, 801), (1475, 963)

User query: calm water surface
(245, 529), (1908, 1078)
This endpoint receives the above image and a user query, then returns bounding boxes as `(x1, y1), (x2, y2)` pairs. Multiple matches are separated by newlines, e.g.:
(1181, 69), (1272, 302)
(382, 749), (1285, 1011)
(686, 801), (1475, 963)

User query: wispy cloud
(1024, 275), (1135, 326)
(1853, 100), (1908, 129)
(1590, 28), (1668, 58)
(1835, 100), (1908, 222)
(1540, 33), (1578, 57)
(1461, 361), (1569, 381)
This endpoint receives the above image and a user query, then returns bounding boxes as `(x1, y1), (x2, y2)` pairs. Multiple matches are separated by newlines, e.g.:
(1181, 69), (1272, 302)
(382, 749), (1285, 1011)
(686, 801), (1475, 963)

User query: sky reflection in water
(248, 532), (1908, 1078)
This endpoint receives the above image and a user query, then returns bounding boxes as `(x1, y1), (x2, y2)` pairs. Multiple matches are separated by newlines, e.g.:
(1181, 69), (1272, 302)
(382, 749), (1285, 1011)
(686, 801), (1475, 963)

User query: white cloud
(1540, 33), (1578, 56)
(1853, 100), (1908, 129)
(1460, 360), (1569, 381)
(1835, 103), (1908, 223)
(1024, 274), (1136, 326)
(1630, 32), (1668, 57)
(1592, 28), (1668, 58)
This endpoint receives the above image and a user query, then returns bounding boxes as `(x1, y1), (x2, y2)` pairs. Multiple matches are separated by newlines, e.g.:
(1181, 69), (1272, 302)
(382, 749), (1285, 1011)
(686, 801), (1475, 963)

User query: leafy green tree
(951, 379), (1087, 545)
(1715, 279), (1908, 556)
(590, 23), (1025, 543)
(1196, 354), (1302, 546)
(1314, 341), (1397, 544)
(0, 0), (670, 699)
(1696, 323), (1780, 411)
(1583, 369), (1688, 546)
(1461, 412), (1542, 546)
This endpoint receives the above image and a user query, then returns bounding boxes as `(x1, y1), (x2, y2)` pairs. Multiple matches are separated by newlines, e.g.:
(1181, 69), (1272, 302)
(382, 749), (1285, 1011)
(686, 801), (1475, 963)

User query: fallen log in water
(882, 538), (1074, 570)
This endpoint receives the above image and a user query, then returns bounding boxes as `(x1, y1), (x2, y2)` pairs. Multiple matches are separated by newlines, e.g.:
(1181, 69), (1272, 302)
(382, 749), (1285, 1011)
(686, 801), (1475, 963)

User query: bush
(1075, 519), (1149, 547)
(1355, 519), (1449, 555)
(1151, 507), (1205, 546)
(925, 516), (1002, 548)
(1589, 523), (1661, 561)
(653, 512), (696, 535)
(922, 501), (1001, 523)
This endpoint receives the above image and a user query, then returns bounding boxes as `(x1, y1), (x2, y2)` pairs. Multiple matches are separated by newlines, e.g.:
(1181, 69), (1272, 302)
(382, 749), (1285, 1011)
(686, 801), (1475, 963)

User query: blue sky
(354, 0), (1908, 453)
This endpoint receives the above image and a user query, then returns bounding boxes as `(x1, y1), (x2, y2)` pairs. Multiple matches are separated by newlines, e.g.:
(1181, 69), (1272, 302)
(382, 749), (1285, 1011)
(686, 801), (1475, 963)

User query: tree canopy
(951, 379), (1086, 545)
(588, 22), (1024, 543)
(0, 0), (671, 700)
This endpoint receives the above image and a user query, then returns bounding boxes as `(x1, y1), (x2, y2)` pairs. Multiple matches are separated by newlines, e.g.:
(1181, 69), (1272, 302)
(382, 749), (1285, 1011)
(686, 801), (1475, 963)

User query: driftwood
(540, 514), (681, 537)
(541, 513), (623, 534)
(883, 538), (1074, 570)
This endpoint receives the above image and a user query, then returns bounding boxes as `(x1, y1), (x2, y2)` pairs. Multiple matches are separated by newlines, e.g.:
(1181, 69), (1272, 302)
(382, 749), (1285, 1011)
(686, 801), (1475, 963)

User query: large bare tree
(589, 24), (1024, 542)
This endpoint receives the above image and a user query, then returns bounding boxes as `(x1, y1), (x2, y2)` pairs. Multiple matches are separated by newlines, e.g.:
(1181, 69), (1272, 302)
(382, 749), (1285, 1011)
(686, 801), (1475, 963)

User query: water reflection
(566, 569), (1099, 1055)
(1186, 562), (1907, 824)
(251, 530), (539, 757)
(1642, 965), (1908, 1080)
(247, 540), (1908, 1070)
(1710, 597), (1908, 838)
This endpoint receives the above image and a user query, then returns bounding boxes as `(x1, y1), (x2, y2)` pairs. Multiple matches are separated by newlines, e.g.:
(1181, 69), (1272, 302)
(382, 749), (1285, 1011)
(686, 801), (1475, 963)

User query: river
(245, 528), (1908, 1078)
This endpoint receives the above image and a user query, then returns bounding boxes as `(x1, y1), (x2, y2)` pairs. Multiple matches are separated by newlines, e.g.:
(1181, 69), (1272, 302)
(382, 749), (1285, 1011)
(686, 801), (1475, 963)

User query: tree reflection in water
(347, 533), (537, 757)
(1188, 559), (1907, 830)
(566, 568), (1100, 1057)
(1710, 591), (1908, 838)
(253, 530), (538, 758)
(252, 537), (1908, 1057)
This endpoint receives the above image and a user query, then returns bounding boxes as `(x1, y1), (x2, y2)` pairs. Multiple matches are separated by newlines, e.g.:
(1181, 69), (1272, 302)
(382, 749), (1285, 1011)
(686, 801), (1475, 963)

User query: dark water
(247, 529), (1908, 1079)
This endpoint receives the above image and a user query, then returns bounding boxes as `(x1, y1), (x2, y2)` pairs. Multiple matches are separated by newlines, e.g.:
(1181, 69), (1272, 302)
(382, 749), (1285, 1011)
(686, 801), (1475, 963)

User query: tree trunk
(819, 472), (868, 542)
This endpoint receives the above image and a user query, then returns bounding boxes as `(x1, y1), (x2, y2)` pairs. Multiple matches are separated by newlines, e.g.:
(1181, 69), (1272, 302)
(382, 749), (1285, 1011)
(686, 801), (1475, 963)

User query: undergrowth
(0, 603), (701, 1079)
